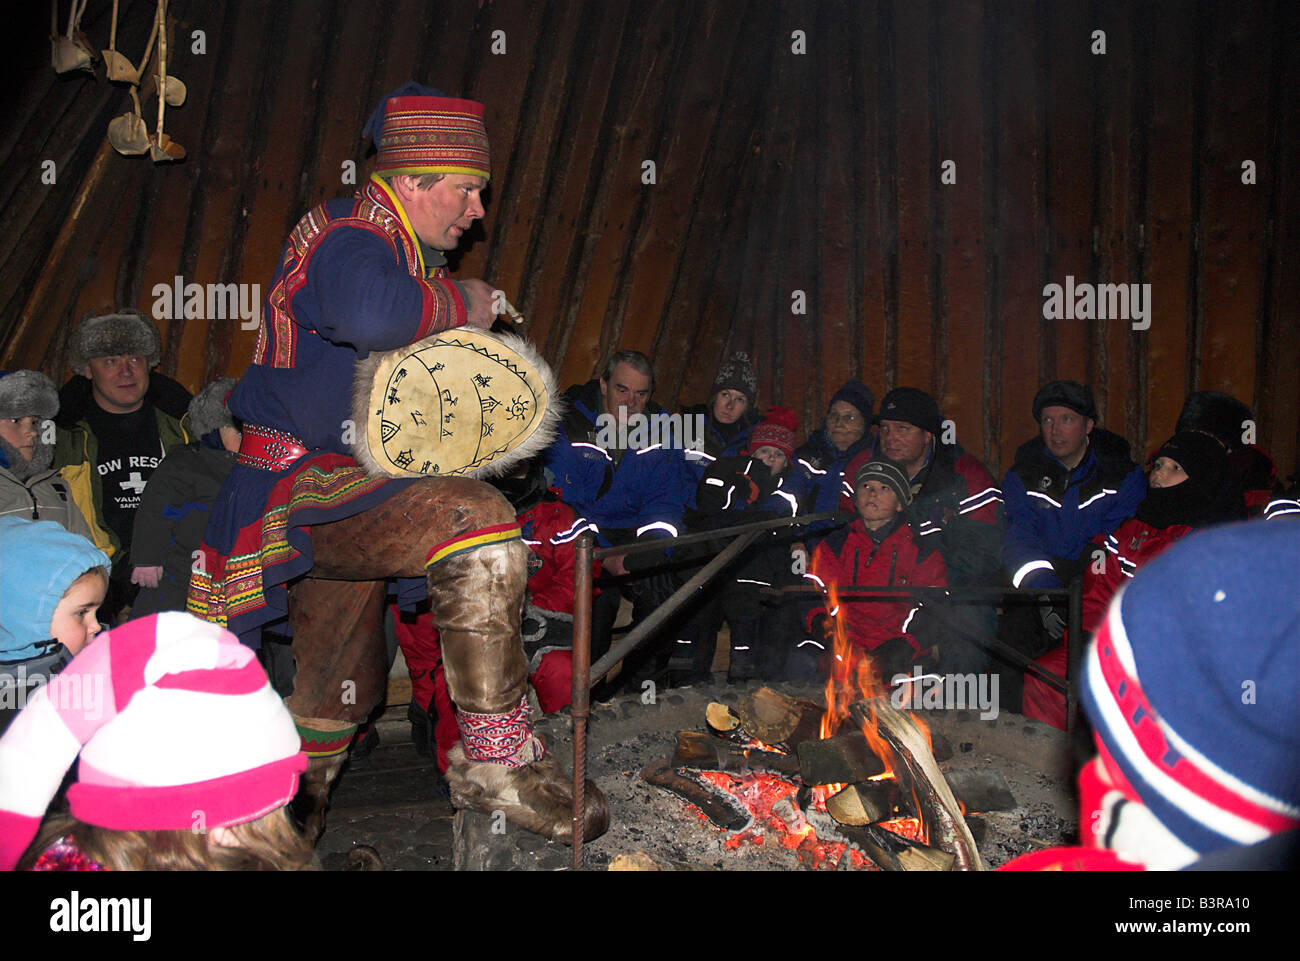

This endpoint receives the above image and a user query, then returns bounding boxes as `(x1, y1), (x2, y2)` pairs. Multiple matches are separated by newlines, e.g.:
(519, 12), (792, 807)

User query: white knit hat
(0, 612), (306, 869)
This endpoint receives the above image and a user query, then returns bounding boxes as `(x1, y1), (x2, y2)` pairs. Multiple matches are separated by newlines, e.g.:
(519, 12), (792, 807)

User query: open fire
(640, 583), (1003, 870)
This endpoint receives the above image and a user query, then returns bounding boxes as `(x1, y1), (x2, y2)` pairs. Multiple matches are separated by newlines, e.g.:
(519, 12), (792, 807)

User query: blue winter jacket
(1002, 428), (1146, 590)
(544, 381), (692, 552)
(791, 430), (869, 540)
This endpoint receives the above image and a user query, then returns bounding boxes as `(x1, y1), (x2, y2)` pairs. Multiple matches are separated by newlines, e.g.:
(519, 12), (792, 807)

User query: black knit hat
(711, 352), (758, 407)
(828, 379), (874, 423)
(855, 457), (912, 506)
(875, 387), (942, 435)
(1033, 380), (1098, 423)
(1154, 431), (1228, 486)
(1175, 391), (1253, 452)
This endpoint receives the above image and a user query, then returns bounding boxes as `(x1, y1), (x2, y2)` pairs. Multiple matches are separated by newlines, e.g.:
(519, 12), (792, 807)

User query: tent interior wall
(2, 0), (1296, 479)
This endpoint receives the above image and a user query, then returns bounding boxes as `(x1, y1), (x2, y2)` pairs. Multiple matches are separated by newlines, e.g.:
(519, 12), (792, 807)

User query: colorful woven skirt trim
(188, 452), (415, 646)
(425, 522), (522, 568)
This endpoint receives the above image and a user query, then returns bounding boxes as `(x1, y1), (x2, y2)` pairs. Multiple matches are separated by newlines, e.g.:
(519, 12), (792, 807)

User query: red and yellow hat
(373, 94), (491, 181)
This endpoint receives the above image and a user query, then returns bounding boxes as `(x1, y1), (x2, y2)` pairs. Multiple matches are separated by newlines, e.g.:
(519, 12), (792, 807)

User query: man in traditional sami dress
(190, 84), (607, 845)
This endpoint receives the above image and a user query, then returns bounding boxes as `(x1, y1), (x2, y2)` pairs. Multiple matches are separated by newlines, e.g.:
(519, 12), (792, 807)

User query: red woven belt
(237, 423), (310, 471)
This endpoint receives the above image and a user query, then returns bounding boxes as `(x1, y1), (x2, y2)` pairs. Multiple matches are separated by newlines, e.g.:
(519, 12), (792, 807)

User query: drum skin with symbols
(351, 328), (560, 479)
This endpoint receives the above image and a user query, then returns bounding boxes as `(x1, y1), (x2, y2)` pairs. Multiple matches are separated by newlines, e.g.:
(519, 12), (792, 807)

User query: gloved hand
(624, 568), (679, 609)
(1037, 596), (1067, 641)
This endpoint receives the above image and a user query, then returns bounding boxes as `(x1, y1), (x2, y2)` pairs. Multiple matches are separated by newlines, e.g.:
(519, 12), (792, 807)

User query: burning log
(826, 768), (1016, 826)
(795, 732), (888, 785)
(705, 702), (747, 744)
(735, 687), (824, 749)
(826, 782), (904, 825)
(835, 823), (955, 872)
(640, 759), (753, 832)
(849, 698), (984, 871)
(673, 731), (801, 778)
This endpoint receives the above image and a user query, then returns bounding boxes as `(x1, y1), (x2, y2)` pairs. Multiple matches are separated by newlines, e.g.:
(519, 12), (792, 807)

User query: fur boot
(425, 512), (608, 844)
(444, 741), (609, 845)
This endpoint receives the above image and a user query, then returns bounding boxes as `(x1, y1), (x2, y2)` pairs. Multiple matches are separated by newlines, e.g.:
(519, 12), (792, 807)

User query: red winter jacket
(807, 517), (947, 654)
(518, 490), (599, 615)
(1023, 516), (1193, 728)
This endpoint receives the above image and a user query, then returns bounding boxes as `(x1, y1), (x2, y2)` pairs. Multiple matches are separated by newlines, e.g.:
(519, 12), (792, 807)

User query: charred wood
(795, 732), (888, 785)
(835, 822), (955, 872)
(640, 758), (752, 832)
(673, 731), (801, 777)
(735, 687), (824, 749)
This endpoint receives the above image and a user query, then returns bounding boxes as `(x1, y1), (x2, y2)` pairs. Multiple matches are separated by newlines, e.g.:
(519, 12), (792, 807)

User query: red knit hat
(748, 406), (799, 460)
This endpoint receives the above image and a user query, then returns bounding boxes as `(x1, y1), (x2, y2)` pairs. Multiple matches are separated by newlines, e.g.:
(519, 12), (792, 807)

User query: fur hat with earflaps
(0, 612), (308, 870)
(188, 377), (238, 441)
(0, 371), (60, 476)
(67, 309), (162, 373)
(0, 370), (59, 421)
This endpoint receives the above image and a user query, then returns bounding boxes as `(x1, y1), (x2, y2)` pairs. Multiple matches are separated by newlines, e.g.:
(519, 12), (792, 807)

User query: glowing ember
(684, 770), (872, 870)
(667, 562), (954, 867)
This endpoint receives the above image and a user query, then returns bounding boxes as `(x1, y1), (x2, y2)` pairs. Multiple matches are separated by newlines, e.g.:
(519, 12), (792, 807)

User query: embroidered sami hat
(364, 82), (490, 181)
(0, 612), (307, 869)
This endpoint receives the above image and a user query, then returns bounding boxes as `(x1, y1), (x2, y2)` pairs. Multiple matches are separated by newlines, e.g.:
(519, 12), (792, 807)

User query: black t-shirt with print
(84, 403), (164, 551)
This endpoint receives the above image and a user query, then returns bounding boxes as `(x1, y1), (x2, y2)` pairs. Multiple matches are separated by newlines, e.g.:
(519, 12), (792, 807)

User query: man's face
(402, 175), (487, 250)
(878, 419), (932, 474)
(82, 355), (149, 414)
(711, 389), (749, 425)
(1039, 405), (1094, 467)
(49, 571), (107, 656)
(854, 479), (903, 525)
(825, 401), (866, 451)
(599, 362), (652, 420)
(0, 415), (40, 462)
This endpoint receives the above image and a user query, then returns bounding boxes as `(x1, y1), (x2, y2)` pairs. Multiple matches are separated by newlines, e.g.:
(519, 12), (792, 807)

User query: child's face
(0, 415), (41, 462)
(49, 571), (108, 655)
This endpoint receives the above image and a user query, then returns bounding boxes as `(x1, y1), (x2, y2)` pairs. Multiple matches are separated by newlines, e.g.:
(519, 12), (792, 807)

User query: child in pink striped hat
(0, 611), (312, 870)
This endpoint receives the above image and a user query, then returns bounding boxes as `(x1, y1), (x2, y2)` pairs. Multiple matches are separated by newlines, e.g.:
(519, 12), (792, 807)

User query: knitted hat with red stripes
(362, 82), (490, 181)
(0, 612), (307, 870)
(748, 406), (798, 460)
(1080, 520), (1300, 864)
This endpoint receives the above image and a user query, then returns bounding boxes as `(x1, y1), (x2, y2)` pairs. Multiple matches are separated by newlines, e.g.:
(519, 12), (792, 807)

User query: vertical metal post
(570, 534), (593, 871)
(1066, 576), (1084, 733)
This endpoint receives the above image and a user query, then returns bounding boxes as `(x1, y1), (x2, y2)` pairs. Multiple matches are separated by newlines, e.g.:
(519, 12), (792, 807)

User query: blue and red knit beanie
(1080, 520), (1300, 859)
